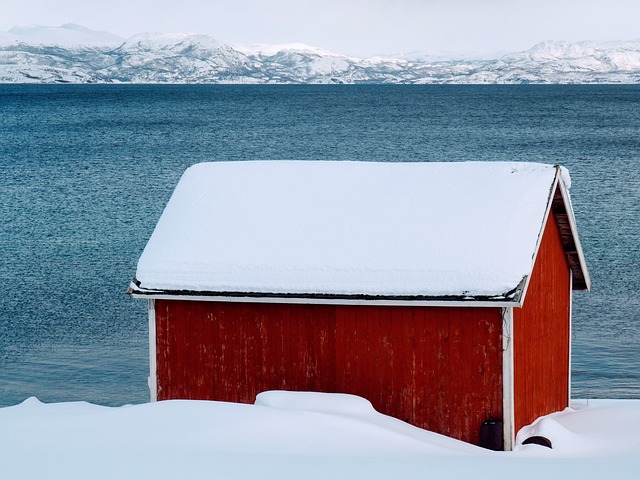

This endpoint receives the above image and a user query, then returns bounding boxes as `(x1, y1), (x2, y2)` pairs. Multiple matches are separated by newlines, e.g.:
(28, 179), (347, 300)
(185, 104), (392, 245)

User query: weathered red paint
(150, 192), (577, 447)
(513, 212), (571, 433)
(155, 301), (503, 445)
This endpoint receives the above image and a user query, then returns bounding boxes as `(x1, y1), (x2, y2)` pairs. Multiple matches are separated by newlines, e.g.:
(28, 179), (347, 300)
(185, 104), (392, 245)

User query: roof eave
(554, 169), (591, 291)
(128, 280), (523, 308)
(516, 166), (591, 307)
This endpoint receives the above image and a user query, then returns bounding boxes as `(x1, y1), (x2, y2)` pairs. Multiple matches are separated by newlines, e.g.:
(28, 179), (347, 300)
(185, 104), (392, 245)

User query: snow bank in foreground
(255, 390), (376, 416)
(1, 393), (639, 480)
(516, 399), (640, 457)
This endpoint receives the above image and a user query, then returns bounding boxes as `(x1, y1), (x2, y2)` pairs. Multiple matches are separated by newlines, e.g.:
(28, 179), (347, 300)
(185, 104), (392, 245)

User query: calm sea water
(1, 84), (639, 407)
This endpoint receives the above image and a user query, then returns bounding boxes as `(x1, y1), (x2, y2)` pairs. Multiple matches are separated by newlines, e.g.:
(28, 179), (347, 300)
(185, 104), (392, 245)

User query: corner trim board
(568, 272), (573, 403)
(148, 299), (157, 403)
(502, 306), (515, 451)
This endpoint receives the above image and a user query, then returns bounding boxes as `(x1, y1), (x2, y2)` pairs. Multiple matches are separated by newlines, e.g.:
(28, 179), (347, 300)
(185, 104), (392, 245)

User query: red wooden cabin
(129, 161), (590, 450)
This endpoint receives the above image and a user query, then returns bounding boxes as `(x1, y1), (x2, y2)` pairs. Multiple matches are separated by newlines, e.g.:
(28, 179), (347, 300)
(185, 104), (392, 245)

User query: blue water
(1, 84), (639, 406)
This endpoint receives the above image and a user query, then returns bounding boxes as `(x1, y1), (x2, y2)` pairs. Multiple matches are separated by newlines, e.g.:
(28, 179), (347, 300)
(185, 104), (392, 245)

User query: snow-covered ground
(1, 391), (638, 479)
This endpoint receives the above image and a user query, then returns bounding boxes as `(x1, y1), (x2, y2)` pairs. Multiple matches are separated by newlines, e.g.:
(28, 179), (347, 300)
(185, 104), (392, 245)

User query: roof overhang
(552, 174), (591, 291)
(517, 166), (591, 306)
(127, 278), (524, 308)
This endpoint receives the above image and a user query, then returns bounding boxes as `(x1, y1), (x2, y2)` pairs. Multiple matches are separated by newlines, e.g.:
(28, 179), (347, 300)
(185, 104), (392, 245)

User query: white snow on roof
(1, 393), (639, 480)
(135, 161), (563, 299)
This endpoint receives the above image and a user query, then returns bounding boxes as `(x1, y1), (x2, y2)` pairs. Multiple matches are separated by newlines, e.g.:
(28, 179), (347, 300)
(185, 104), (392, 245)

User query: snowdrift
(1, 392), (639, 479)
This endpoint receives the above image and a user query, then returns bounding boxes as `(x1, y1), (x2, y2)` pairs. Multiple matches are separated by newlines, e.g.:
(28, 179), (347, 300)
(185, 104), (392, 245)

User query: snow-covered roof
(130, 161), (589, 304)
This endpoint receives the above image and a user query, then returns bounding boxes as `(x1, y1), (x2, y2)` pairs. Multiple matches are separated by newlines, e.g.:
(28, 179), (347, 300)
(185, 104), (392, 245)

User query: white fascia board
(130, 291), (520, 308)
(568, 272), (573, 402)
(502, 307), (515, 451)
(556, 175), (592, 291)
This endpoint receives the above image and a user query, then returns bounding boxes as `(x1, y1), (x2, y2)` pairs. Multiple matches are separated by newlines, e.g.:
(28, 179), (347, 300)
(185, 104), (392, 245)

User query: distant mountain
(1, 25), (639, 84)
(0, 23), (123, 49)
(473, 40), (640, 83)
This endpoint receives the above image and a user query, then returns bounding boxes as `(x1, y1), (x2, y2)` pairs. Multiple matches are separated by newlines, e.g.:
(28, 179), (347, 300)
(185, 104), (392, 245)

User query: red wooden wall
(154, 301), (503, 445)
(513, 212), (571, 433)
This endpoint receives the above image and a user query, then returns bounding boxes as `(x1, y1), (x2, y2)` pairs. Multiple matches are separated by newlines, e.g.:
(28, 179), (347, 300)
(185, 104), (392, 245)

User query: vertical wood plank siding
(155, 301), (503, 445)
(513, 213), (571, 433)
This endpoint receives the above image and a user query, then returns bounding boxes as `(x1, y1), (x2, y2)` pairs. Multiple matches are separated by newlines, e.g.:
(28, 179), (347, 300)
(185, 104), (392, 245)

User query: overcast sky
(2, 0), (639, 56)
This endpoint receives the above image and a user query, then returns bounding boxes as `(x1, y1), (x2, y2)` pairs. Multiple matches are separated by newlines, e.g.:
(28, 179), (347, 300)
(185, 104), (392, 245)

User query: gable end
(551, 177), (590, 291)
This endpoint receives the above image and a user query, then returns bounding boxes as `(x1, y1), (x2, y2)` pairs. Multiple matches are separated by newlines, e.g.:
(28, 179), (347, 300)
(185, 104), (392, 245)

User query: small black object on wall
(479, 420), (504, 451)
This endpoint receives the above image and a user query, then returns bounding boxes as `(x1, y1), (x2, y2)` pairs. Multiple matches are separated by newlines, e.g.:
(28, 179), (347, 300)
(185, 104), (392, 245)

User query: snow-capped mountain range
(1, 24), (640, 84)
